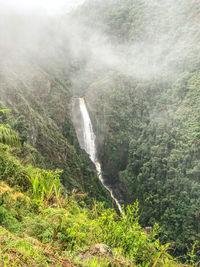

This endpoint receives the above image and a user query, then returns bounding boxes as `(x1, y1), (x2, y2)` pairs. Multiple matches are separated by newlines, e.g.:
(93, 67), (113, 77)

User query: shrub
(0, 149), (31, 191)
(27, 166), (62, 207)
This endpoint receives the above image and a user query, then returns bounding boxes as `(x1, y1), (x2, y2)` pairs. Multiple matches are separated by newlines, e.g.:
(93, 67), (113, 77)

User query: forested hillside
(1, 0), (200, 265)
(80, 0), (200, 256)
(0, 18), (111, 205)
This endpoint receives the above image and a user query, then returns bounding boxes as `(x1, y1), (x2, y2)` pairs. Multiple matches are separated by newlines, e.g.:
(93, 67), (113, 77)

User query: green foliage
(23, 208), (67, 243)
(0, 0), (200, 264)
(0, 226), (71, 266)
(74, 256), (114, 267)
(11, 115), (28, 145)
(25, 199), (173, 265)
(0, 109), (20, 147)
(0, 149), (31, 191)
(0, 146), (188, 266)
(185, 241), (200, 265)
(0, 125), (20, 147)
(87, 67), (200, 258)
(27, 166), (62, 207)
(0, 207), (21, 233)
(0, 85), (111, 205)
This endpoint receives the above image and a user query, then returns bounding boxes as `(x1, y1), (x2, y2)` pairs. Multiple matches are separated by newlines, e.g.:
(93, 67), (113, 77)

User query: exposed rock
(90, 243), (113, 256)
(78, 243), (113, 261)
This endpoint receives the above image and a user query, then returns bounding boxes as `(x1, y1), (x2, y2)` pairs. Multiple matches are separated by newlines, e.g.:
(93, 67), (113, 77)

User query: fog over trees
(0, 0), (200, 265)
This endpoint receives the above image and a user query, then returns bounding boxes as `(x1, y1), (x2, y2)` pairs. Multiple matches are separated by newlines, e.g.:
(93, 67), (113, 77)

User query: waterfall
(79, 98), (96, 163)
(73, 97), (122, 213)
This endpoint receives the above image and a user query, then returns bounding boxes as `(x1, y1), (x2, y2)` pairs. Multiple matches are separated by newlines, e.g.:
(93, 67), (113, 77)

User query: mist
(0, 0), (82, 15)
(63, 0), (200, 90)
(0, 0), (199, 93)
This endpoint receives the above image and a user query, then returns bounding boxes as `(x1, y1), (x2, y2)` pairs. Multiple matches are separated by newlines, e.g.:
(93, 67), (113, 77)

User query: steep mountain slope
(1, 0), (200, 259)
(0, 50), (111, 206)
(75, 0), (200, 255)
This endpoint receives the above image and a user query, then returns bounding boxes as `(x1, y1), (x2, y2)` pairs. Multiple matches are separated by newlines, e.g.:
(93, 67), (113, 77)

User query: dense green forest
(1, 0), (200, 265)
(84, 0), (200, 258)
(0, 113), (185, 265)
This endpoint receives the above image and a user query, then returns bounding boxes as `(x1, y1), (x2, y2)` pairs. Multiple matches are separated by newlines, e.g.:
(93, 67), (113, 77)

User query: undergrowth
(0, 146), (196, 266)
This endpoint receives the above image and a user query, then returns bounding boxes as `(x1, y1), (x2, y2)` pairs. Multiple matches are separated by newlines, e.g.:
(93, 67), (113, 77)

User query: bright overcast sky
(0, 0), (83, 14)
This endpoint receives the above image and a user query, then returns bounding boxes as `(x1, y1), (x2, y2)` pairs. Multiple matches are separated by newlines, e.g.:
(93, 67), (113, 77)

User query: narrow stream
(73, 97), (122, 213)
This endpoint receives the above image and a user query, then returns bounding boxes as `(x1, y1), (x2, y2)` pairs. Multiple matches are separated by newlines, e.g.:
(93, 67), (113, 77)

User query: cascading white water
(79, 98), (96, 162)
(78, 98), (122, 213)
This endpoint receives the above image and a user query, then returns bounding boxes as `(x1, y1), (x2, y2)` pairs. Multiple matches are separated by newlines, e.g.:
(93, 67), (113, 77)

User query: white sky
(0, 0), (82, 14)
